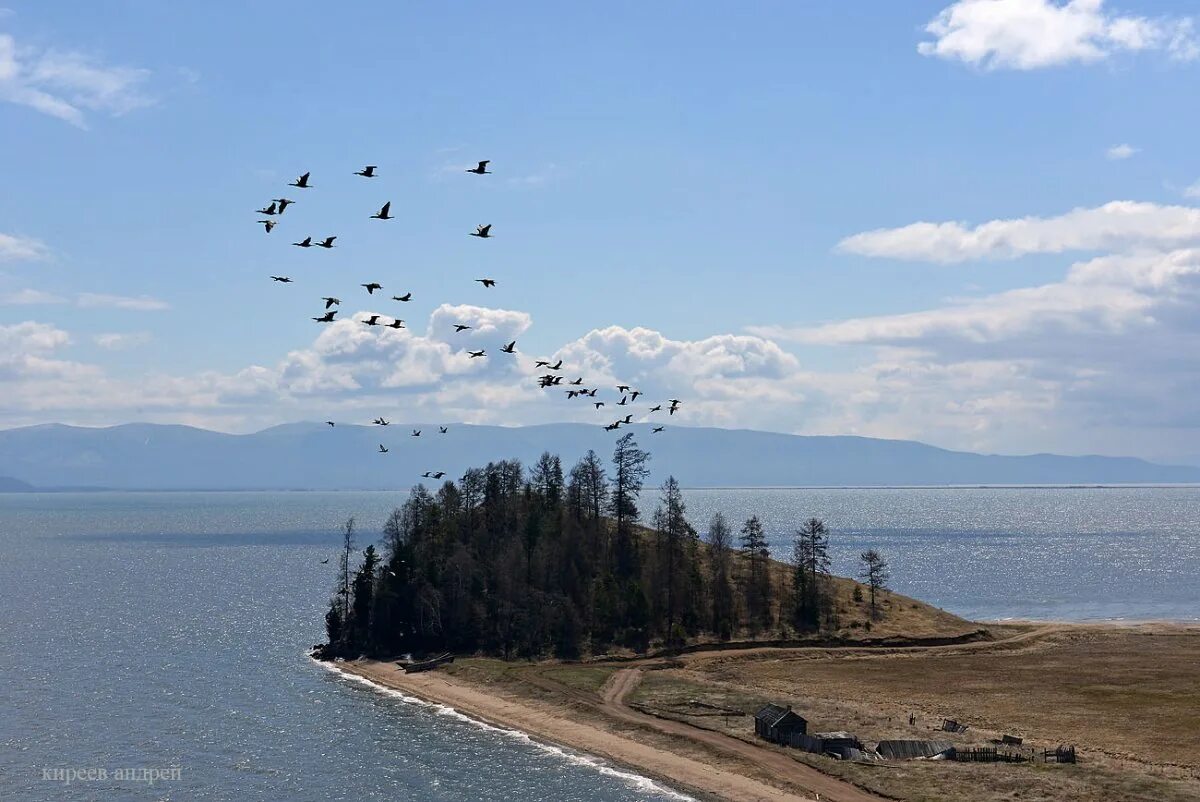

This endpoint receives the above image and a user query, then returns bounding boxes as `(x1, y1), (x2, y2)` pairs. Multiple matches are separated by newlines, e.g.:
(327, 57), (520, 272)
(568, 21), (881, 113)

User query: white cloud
(1106, 143), (1138, 160)
(76, 293), (169, 311)
(0, 233), (48, 262)
(837, 201), (1200, 263)
(93, 331), (151, 350)
(0, 288), (66, 305)
(918, 0), (1199, 70)
(0, 33), (152, 128)
(759, 249), (1199, 346)
(0, 320), (70, 353)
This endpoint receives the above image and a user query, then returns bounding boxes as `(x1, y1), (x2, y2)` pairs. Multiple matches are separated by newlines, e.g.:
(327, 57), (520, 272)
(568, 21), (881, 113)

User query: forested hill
(2, 422), (1198, 490)
(316, 436), (975, 661)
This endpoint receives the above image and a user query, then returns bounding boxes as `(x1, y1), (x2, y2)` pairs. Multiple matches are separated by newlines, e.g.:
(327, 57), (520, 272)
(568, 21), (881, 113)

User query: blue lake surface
(1, 487), (1197, 800)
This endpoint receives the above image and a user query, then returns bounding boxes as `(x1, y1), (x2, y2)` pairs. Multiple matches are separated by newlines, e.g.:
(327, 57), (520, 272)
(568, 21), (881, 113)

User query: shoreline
(311, 656), (701, 802)
(312, 620), (1199, 802)
(314, 655), (874, 802)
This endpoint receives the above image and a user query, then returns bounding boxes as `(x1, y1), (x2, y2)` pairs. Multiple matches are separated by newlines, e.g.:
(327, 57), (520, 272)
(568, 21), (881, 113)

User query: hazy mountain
(0, 475), (34, 492)
(1, 422), (1197, 491)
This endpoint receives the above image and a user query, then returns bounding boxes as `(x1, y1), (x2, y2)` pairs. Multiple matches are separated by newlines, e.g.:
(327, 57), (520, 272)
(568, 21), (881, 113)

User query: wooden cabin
(753, 703), (808, 744)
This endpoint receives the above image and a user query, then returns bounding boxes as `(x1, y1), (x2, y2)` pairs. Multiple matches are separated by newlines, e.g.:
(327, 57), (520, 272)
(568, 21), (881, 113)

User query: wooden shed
(753, 704), (808, 744)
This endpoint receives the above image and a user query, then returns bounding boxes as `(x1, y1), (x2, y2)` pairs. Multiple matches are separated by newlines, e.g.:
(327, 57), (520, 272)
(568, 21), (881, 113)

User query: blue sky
(3, 1), (1200, 462)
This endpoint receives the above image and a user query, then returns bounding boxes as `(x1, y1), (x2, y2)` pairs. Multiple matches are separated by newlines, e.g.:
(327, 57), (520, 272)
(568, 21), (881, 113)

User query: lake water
(1, 487), (1197, 800)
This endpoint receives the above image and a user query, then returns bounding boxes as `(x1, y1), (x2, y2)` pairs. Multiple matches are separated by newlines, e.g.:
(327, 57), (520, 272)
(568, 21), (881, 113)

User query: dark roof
(754, 703), (806, 727)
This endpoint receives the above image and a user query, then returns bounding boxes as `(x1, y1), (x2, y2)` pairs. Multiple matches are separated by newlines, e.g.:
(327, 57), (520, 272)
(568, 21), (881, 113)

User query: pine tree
(739, 515), (772, 633)
(652, 476), (695, 646)
(793, 518), (831, 630)
(609, 433), (649, 579)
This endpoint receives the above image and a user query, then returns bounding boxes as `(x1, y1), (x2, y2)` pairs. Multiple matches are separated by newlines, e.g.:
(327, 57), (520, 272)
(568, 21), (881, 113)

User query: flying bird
(290, 172), (312, 188)
(468, 350), (486, 358)
(604, 423), (619, 431)
(373, 417), (390, 426)
(370, 202), (393, 220)
(648, 404), (662, 413)
(652, 426), (664, 433)
(500, 341), (516, 353)
(475, 278), (496, 288)
(273, 198), (294, 213)
(453, 324), (472, 332)
(312, 310), (337, 322)
(622, 414), (633, 425)
(594, 402), (605, 409)
(378, 444), (389, 453)
(362, 283), (382, 294)
(567, 390), (579, 399)
(569, 378), (582, 385)
(411, 429), (421, 437)
(362, 315), (381, 326)
(326, 421), (335, 427)
(617, 385), (630, 393)
(270, 275), (293, 283)
(256, 202), (277, 216)
(355, 165), (378, 178)
(547, 360), (563, 371)
(320, 557), (330, 564)
(466, 160), (491, 174)
(322, 297), (340, 309)
(293, 236), (313, 248)
(439, 426), (448, 434)
(630, 391), (642, 401)
(316, 236), (337, 249)
(392, 293), (412, 302)
(431, 471), (446, 479)
(258, 219), (276, 233)
(386, 320), (405, 329)
(617, 396), (628, 406)
(470, 224), (492, 239)
(534, 360), (550, 368)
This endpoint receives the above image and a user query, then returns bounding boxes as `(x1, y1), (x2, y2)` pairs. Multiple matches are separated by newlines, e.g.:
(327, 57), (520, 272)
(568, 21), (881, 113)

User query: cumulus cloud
(837, 201), (1200, 263)
(0, 232), (48, 261)
(1106, 143), (1138, 160)
(918, 0), (1199, 70)
(0, 32), (153, 127)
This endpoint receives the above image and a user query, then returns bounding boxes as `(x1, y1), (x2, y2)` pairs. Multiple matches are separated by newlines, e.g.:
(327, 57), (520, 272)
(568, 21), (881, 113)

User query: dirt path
(599, 668), (886, 802)
(341, 659), (827, 802)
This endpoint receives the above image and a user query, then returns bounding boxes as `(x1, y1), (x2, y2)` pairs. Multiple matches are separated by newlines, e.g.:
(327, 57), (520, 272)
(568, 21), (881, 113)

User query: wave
(309, 656), (696, 801)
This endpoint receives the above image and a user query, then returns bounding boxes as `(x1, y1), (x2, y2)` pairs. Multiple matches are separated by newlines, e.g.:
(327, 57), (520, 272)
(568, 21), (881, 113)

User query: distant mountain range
(1, 422), (1198, 491)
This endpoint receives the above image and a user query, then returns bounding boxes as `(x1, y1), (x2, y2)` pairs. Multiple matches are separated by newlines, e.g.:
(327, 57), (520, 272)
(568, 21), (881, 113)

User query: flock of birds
(254, 160), (683, 476)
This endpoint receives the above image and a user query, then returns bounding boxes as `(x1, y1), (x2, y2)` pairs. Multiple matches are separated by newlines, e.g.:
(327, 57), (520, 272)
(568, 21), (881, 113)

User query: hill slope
(1, 422), (1197, 490)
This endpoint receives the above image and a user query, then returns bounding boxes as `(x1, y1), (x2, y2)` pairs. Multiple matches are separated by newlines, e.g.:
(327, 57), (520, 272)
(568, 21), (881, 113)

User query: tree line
(318, 433), (890, 660)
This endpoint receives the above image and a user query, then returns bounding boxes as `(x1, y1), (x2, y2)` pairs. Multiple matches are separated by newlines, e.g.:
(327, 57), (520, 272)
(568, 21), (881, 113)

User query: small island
(314, 434), (1200, 802)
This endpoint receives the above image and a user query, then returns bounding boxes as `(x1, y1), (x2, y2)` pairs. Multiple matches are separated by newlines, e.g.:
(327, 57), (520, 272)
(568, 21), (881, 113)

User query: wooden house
(753, 703), (808, 744)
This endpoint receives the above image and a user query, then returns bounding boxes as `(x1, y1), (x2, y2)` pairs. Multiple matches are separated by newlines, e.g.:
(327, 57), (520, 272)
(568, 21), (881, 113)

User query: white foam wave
(309, 656), (695, 801)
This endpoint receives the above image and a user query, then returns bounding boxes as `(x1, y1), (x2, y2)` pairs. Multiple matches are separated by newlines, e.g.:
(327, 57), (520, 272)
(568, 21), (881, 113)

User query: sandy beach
(326, 620), (1200, 802)
(335, 658), (884, 802)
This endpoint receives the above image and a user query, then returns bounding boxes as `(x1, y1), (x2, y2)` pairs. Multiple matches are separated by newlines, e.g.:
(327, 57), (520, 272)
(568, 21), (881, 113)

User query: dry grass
(644, 624), (1200, 802)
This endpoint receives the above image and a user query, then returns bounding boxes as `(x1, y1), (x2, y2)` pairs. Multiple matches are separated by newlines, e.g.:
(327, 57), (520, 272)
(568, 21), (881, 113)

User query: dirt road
(598, 668), (886, 802)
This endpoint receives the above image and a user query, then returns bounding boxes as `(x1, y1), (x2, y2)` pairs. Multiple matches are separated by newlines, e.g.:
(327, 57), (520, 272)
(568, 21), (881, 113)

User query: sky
(3, 0), (1200, 462)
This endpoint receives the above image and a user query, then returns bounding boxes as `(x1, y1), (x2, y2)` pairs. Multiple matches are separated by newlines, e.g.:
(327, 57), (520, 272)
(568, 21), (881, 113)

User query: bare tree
(859, 549), (890, 620)
(706, 512), (735, 639)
